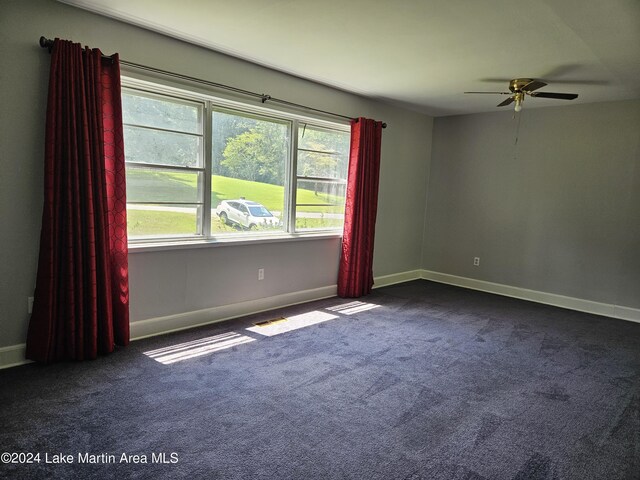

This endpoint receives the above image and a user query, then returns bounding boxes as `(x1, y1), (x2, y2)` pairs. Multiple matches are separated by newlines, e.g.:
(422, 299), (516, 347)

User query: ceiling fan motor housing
(509, 78), (535, 93)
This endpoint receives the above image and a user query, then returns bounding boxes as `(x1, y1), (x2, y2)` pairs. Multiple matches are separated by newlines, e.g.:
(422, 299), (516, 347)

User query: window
(122, 91), (204, 237)
(296, 125), (349, 230)
(122, 81), (349, 243)
(210, 108), (287, 234)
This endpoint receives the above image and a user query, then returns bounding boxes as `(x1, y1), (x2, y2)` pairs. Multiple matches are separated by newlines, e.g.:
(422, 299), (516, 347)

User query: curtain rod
(39, 36), (387, 128)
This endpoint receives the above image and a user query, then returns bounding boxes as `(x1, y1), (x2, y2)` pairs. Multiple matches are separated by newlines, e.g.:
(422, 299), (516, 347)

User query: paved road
(127, 205), (344, 219)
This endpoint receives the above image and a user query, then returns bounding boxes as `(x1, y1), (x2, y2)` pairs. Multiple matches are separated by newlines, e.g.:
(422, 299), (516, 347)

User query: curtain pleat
(337, 117), (383, 298)
(26, 39), (129, 363)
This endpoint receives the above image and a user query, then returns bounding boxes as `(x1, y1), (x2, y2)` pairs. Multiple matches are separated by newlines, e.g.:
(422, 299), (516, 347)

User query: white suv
(215, 199), (280, 230)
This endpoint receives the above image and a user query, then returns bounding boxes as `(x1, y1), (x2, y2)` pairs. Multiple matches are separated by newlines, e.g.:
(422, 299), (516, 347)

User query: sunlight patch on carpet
(144, 332), (256, 364)
(246, 311), (338, 337)
(325, 301), (381, 315)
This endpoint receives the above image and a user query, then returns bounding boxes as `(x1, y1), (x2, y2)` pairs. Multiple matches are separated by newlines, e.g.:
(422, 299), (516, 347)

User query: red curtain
(337, 117), (383, 298)
(26, 39), (129, 363)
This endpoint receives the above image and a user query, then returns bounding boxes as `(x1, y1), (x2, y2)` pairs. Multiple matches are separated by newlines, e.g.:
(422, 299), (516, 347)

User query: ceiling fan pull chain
(513, 110), (523, 160)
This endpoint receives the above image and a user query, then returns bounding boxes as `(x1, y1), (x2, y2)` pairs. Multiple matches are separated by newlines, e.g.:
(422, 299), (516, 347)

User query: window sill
(128, 231), (343, 253)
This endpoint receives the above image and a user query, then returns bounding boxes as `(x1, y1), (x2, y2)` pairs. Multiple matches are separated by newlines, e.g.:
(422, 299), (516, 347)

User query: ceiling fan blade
(530, 92), (578, 100)
(537, 65), (607, 84)
(522, 80), (547, 92)
(538, 79), (609, 86)
(464, 91), (511, 94)
(497, 97), (515, 107)
(479, 77), (513, 83)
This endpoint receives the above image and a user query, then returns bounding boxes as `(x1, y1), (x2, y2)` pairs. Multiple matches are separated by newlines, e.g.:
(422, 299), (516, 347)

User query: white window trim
(122, 76), (349, 134)
(128, 231), (343, 253)
(121, 75), (350, 251)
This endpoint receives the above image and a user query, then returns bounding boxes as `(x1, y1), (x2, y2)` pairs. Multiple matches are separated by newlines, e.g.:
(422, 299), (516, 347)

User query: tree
(212, 111), (256, 176)
(122, 92), (202, 168)
(221, 121), (287, 185)
(296, 126), (350, 196)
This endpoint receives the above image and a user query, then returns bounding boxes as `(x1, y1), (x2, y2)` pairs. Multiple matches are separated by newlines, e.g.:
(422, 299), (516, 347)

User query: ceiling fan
(465, 78), (578, 112)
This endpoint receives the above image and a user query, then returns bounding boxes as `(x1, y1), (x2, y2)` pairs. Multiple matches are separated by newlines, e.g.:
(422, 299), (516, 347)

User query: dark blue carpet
(1, 280), (639, 479)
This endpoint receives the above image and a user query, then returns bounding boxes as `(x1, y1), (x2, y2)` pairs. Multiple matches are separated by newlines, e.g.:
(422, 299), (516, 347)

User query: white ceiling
(59, 0), (640, 116)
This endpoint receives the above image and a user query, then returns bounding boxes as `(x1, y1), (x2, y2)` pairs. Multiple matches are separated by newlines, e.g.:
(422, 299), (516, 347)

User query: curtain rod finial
(39, 36), (54, 51)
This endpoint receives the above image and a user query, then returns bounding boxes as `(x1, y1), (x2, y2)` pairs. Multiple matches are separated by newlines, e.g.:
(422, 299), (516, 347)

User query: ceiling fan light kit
(465, 78), (579, 112)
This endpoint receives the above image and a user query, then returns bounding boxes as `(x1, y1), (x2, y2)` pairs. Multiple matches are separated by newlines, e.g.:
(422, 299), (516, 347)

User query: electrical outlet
(473, 257), (480, 266)
(258, 268), (264, 281)
(28, 297), (34, 314)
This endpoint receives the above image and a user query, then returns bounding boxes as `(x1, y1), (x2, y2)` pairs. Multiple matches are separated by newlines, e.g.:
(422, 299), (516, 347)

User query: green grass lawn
(127, 209), (342, 236)
(126, 170), (345, 236)
(212, 175), (343, 214)
(127, 210), (196, 236)
(126, 170), (345, 213)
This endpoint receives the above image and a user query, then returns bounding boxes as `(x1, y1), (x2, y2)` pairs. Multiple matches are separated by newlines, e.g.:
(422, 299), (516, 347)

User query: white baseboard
(612, 305), (640, 323)
(131, 270), (428, 341)
(5, 269), (635, 370)
(0, 285), (338, 370)
(0, 344), (30, 370)
(373, 270), (422, 288)
(420, 269), (640, 323)
(130, 284), (338, 340)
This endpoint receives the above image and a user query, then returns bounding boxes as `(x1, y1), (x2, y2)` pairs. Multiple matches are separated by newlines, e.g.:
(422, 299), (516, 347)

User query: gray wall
(0, 0), (433, 348)
(5, 0), (633, 353)
(423, 100), (640, 309)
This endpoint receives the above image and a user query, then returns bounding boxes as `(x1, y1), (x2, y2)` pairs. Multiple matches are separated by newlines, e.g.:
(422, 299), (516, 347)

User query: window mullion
(125, 162), (205, 173)
(202, 100), (213, 237)
(286, 120), (299, 233)
(123, 123), (202, 137)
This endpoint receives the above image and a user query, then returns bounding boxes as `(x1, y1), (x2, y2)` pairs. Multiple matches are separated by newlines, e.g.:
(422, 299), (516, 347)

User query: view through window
(211, 109), (287, 234)
(296, 125), (349, 230)
(122, 83), (350, 242)
(122, 91), (204, 237)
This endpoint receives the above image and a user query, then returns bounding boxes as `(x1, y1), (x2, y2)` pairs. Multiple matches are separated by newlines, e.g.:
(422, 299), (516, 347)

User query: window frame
(294, 123), (350, 232)
(122, 88), (207, 238)
(121, 76), (350, 248)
